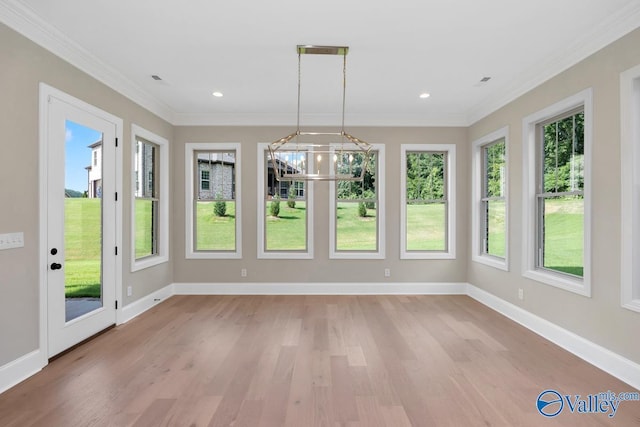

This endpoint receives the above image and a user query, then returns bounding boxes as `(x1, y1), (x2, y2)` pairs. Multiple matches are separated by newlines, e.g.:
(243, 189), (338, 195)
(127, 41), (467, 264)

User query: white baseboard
(173, 282), (468, 295)
(118, 284), (174, 324)
(0, 350), (44, 395)
(466, 284), (640, 391)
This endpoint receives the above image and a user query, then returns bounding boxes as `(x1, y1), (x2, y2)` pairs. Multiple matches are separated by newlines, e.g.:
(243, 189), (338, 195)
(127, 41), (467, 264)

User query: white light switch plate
(0, 232), (24, 250)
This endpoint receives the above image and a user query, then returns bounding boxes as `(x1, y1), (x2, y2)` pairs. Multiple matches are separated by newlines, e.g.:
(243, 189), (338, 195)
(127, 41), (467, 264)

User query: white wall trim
(330, 144), (386, 259)
(620, 63), (640, 313)
(130, 125), (170, 272)
(174, 282), (467, 295)
(0, 350), (44, 395)
(257, 143), (314, 259)
(466, 284), (640, 391)
(184, 143), (242, 259)
(118, 284), (174, 325)
(400, 144), (457, 259)
(521, 88), (593, 297)
(471, 127), (509, 271)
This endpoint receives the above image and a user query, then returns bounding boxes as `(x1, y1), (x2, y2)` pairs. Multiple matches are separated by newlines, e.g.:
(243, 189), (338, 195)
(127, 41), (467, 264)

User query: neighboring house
(86, 140), (102, 198)
(197, 152), (236, 200)
(134, 141), (155, 198)
(266, 156), (303, 199)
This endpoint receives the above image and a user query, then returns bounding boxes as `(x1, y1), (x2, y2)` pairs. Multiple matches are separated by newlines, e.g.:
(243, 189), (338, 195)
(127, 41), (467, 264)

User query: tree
(543, 112), (584, 193)
(406, 152), (444, 201)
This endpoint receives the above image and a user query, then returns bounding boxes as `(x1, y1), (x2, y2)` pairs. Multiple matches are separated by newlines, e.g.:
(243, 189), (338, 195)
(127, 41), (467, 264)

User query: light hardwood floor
(1, 295), (639, 426)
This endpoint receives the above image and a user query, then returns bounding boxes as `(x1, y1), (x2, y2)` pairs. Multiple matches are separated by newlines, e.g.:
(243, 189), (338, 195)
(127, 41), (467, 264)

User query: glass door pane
(64, 120), (103, 322)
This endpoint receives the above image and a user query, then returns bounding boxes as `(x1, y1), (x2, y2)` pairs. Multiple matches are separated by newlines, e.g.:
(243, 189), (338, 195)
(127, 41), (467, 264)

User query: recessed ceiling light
(212, 91), (224, 97)
(419, 92), (431, 99)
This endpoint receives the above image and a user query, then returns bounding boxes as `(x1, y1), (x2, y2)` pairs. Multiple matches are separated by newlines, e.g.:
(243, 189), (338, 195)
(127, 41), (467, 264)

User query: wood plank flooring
(1, 295), (638, 426)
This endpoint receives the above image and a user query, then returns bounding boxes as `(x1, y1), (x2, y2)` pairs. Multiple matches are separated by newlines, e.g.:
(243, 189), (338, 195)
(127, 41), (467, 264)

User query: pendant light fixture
(268, 45), (372, 182)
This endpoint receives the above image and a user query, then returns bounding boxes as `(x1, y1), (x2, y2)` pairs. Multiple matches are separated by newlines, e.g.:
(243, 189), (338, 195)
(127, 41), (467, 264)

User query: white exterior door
(43, 86), (120, 358)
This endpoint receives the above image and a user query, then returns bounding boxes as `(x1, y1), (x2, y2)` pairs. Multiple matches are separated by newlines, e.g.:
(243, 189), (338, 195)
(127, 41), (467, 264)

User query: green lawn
(65, 198), (101, 298)
(134, 199), (154, 258)
(543, 197), (583, 276)
(195, 201), (237, 250)
(406, 203), (446, 251)
(336, 202), (377, 250)
(265, 202), (307, 250)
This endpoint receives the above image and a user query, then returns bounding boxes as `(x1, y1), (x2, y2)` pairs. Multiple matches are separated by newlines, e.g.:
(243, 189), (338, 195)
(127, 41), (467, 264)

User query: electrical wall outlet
(0, 232), (24, 250)
(241, 268), (247, 277)
(127, 286), (133, 297)
(384, 268), (391, 277)
(518, 288), (524, 300)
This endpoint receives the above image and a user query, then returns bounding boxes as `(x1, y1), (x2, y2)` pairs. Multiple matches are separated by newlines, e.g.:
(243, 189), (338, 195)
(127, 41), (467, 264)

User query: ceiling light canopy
(268, 45), (372, 182)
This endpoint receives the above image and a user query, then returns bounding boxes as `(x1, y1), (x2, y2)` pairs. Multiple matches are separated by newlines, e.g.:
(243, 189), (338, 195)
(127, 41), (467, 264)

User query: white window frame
(185, 142), (242, 259)
(330, 143), (385, 259)
(257, 142), (314, 259)
(400, 144), (456, 260)
(621, 63), (640, 313)
(130, 124), (169, 272)
(522, 89), (592, 296)
(471, 128), (509, 270)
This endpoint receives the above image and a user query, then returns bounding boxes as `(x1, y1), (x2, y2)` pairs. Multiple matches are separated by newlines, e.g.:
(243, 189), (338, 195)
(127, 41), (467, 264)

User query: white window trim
(400, 144), (456, 260)
(521, 89), (592, 296)
(257, 142), (314, 259)
(621, 63), (640, 313)
(471, 128), (509, 270)
(130, 124), (169, 272)
(185, 142), (242, 259)
(330, 143), (385, 259)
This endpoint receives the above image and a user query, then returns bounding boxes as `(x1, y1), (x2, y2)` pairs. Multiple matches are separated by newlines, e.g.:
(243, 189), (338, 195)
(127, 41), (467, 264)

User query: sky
(65, 120), (102, 192)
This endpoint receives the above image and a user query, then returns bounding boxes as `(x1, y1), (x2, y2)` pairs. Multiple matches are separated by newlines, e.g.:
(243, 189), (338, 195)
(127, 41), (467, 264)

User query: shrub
(270, 196), (281, 217)
(358, 202), (367, 217)
(363, 189), (376, 209)
(214, 195), (226, 217)
(287, 188), (296, 208)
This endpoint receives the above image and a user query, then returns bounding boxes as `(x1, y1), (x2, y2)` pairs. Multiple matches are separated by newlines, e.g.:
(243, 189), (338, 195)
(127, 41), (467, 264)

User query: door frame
(38, 83), (123, 364)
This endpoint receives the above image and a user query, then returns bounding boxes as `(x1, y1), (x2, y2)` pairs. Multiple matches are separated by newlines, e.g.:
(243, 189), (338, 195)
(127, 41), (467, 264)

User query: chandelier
(268, 45), (372, 182)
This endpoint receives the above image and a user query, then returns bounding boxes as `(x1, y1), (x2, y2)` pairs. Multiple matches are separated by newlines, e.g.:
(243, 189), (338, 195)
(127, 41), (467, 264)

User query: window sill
(131, 254), (169, 272)
(622, 299), (640, 314)
(472, 254), (508, 271)
(258, 251), (313, 260)
(401, 251), (455, 260)
(522, 268), (590, 297)
(186, 251), (242, 260)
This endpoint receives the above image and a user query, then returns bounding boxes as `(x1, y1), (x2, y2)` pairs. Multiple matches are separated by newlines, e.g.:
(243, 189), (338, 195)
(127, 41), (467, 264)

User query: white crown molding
(466, 1), (640, 126)
(0, 0), (176, 124)
(2, 1), (640, 128)
(171, 112), (469, 127)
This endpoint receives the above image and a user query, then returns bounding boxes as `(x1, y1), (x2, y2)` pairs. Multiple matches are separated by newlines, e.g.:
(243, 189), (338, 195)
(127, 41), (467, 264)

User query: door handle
(50, 262), (62, 270)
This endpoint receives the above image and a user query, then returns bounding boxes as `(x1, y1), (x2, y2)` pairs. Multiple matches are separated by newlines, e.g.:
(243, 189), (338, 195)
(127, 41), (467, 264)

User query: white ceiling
(2, 0), (640, 126)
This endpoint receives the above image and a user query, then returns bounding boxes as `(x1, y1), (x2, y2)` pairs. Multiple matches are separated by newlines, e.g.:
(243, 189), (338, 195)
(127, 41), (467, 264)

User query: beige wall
(468, 27), (640, 364)
(0, 23), (173, 366)
(172, 126), (469, 284)
(1, 18), (639, 373)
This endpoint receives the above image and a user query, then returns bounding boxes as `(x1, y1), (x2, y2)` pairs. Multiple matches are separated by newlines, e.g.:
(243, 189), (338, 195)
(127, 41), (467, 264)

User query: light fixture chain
(342, 51), (347, 136)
